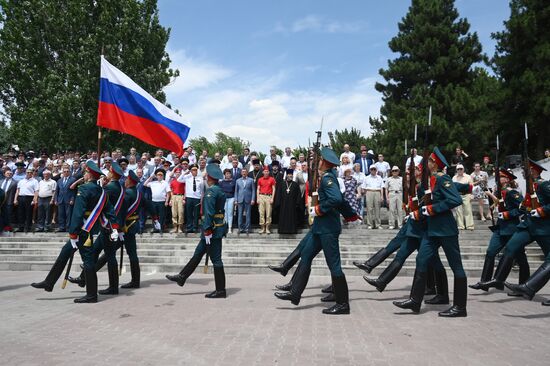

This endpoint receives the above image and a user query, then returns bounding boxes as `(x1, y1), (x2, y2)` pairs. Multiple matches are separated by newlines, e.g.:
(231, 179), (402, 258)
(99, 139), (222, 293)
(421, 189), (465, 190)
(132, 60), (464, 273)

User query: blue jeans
(237, 202), (251, 232)
(224, 197), (235, 229)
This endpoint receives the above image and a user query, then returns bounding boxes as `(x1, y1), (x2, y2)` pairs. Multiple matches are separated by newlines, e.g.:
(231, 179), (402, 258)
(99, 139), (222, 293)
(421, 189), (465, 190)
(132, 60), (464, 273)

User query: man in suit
(0, 169), (18, 231)
(239, 147), (251, 167)
(55, 167), (76, 232)
(354, 148), (374, 173)
(235, 167), (256, 234)
(229, 159), (242, 183)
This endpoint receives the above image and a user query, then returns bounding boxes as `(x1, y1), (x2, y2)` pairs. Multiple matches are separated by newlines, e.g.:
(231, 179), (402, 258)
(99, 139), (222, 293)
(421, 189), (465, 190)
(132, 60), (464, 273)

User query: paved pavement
(2, 270), (550, 366)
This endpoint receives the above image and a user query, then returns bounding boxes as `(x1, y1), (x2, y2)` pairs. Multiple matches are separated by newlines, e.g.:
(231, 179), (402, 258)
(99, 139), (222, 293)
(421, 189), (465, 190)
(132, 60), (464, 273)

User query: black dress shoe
(353, 261), (373, 274)
(424, 294), (450, 305)
(438, 305), (467, 317)
(425, 287), (436, 296)
(68, 276), (85, 288)
(504, 282), (534, 300)
(166, 274), (186, 286)
(120, 281), (140, 289)
(393, 299), (421, 313)
(321, 293), (335, 302)
(98, 287), (118, 295)
(274, 291), (300, 305)
(542, 299), (550, 306)
(275, 282), (291, 291)
(268, 265), (288, 276)
(205, 290), (226, 298)
(364, 276), (386, 292)
(74, 295), (98, 303)
(479, 279), (504, 291)
(31, 281), (53, 292)
(321, 284), (333, 293)
(468, 282), (488, 291)
(322, 303), (350, 315)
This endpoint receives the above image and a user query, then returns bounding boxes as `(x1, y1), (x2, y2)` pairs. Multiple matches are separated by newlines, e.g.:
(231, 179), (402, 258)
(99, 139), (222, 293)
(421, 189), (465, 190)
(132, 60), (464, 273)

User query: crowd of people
(0, 144), (508, 236)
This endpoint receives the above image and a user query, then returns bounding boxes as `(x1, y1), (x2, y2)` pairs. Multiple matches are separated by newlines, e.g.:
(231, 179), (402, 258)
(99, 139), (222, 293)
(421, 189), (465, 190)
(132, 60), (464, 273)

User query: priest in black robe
(270, 161), (284, 225)
(277, 169), (301, 234)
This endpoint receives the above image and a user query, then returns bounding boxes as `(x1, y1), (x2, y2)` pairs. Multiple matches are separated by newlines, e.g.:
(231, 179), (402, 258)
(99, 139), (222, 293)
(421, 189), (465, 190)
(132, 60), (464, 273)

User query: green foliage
(188, 132), (248, 157)
(327, 128), (373, 155)
(492, 0), (550, 157)
(0, 0), (178, 153)
(371, 0), (495, 167)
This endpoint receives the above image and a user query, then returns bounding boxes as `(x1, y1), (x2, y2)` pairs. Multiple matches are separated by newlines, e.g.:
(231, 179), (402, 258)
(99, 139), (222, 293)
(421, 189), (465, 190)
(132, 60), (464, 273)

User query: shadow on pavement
(0, 284), (30, 292)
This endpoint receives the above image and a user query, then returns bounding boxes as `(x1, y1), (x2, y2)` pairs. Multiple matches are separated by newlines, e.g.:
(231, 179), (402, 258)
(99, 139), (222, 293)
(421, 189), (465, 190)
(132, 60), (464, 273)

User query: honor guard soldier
(480, 160), (550, 293)
(31, 161), (119, 303)
(469, 169), (529, 291)
(275, 147), (351, 315)
(166, 163), (228, 298)
(67, 161), (125, 294)
(393, 147), (467, 317)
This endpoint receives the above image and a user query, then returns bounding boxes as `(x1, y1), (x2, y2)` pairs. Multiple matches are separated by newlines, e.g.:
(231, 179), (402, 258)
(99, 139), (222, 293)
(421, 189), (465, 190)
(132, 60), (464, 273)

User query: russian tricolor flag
(97, 56), (190, 155)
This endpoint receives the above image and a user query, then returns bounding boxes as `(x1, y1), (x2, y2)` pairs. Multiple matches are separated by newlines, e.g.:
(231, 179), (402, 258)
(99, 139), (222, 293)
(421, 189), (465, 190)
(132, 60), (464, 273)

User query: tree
(0, 0), (178, 153)
(492, 0), (550, 157)
(327, 128), (373, 156)
(371, 0), (496, 168)
(188, 133), (248, 158)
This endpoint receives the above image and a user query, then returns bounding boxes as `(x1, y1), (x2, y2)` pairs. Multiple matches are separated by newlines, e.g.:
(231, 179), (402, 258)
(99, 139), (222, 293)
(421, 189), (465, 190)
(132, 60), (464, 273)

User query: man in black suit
(54, 167), (76, 232)
(239, 147), (251, 167)
(0, 169), (18, 231)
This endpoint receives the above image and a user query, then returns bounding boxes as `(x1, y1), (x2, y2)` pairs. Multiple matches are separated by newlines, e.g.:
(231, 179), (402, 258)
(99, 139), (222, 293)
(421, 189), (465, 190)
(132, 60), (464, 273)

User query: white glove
(421, 206), (430, 216)
(531, 209), (540, 218)
(309, 206), (317, 218)
(118, 232), (125, 241)
(70, 238), (78, 249)
(153, 220), (161, 230)
(204, 233), (212, 245)
(110, 228), (119, 241)
(408, 212), (416, 221)
(497, 212), (504, 220)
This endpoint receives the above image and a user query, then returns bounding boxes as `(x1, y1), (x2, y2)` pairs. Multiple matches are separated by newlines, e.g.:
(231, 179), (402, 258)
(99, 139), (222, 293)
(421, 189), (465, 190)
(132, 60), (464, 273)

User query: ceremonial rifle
(403, 125), (419, 214)
(521, 123), (539, 212)
(420, 107), (432, 206)
(308, 118), (323, 225)
(489, 135), (502, 232)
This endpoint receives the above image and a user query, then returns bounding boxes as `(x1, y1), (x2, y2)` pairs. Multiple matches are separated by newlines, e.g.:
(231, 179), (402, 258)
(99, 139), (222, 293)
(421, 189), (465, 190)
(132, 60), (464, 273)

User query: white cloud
(264, 14), (367, 35)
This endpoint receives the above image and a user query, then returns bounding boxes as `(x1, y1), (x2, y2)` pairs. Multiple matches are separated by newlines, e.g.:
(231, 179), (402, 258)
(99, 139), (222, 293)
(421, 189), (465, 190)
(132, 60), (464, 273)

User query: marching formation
(25, 130), (550, 316)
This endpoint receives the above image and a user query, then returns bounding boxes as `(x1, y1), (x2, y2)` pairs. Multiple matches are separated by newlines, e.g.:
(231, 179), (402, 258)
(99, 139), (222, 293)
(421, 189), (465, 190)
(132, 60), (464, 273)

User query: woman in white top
(338, 156), (354, 178)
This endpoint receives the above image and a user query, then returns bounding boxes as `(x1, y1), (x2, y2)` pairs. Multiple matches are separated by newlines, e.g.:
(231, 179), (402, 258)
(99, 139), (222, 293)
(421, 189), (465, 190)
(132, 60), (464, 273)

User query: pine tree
(371, 0), (497, 168)
(492, 0), (550, 157)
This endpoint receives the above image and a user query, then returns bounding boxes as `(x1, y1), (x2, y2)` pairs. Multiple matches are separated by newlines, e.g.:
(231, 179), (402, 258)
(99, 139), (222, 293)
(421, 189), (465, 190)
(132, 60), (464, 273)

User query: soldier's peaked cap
(320, 147), (340, 166)
(110, 161), (124, 177)
(529, 159), (547, 173)
(206, 163), (224, 180)
(86, 161), (103, 179)
(499, 168), (517, 181)
(128, 170), (139, 184)
(430, 147), (449, 169)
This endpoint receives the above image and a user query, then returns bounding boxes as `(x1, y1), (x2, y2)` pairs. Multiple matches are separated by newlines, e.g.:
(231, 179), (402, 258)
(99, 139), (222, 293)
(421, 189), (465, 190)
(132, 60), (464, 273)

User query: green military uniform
(31, 161), (117, 303)
(274, 147), (350, 315)
(166, 164), (228, 298)
(482, 160), (550, 294)
(470, 169), (529, 291)
(393, 147), (466, 317)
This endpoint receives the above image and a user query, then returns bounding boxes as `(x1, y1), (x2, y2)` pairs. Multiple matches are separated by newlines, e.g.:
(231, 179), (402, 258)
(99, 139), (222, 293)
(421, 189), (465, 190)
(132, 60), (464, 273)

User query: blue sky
(158, 0), (510, 153)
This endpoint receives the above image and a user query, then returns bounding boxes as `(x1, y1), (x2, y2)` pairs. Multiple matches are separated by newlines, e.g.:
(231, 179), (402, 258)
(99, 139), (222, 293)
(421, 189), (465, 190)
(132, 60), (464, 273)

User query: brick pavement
(2, 271), (550, 366)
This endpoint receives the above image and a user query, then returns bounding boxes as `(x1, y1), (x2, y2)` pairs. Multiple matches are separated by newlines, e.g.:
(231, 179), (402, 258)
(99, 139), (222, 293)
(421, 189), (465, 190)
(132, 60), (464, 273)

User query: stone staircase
(0, 219), (544, 277)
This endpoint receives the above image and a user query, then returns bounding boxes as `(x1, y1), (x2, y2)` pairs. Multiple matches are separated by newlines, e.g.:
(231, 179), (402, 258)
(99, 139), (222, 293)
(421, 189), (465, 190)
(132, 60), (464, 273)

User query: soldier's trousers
(57, 232), (96, 273)
(301, 232), (343, 277)
(416, 235), (466, 279)
(192, 237), (223, 268)
(504, 229), (550, 260)
(394, 236), (445, 271)
(385, 226), (408, 253)
(124, 232), (139, 263)
(92, 232), (118, 267)
(487, 232), (529, 277)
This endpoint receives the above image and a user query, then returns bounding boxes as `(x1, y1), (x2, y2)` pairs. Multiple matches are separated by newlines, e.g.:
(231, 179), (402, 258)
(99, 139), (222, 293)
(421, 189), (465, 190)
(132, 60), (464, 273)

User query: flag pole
(97, 46), (104, 166)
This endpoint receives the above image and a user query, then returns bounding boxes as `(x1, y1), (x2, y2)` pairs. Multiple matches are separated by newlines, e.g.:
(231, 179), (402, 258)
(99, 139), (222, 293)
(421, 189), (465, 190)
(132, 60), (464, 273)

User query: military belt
(126, 215), (139, 221)
(213, 214), (224, 218)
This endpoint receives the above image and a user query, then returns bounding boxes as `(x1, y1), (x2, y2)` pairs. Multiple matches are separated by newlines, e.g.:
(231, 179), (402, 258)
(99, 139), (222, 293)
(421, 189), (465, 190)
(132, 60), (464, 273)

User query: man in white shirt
(145, 168), (171, 233)
(280, 147), (293, 169)
(405, 148), (423, 167)
(36, 170), (57, 232)
(263, 147), (281, 166)
(340, 144), (356, 164)
(220, 148), (234, 169)
(362, 166), (384, 229)
(385, 166), (404, 229)
(178, 164), (203, 233)
(14, 168), (39, 232)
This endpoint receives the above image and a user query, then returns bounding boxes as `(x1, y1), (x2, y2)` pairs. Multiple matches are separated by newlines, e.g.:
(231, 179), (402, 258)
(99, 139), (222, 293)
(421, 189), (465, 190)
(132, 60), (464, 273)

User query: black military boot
(439, 277), (467, 317)
(393, 271), (426, 313)
(321, 293), (335, 302)
(469, 256), (495, 291)
(205, 266), (227, 298)
(166, 256), (201, 286)
(321, 284), (333, 293)
(121, 261), (140, 289)
(425, 265), (436, 295)
(74, 268), (98, 303)
(268, 246), (300, 276)
(99, 263), (119, 295)
(364, 260), (402, 292)
(67, 274), (86, 288)
(508, 256), (532, 297)
(323, 275), (350, 315)
(274, 262), (310, 305)
(504, 262), (550, 300)
(31, 257), (67, 292)
(425, 269), (449, 305)
(478, 255), (514, 291)
(353, 248), (389, 274)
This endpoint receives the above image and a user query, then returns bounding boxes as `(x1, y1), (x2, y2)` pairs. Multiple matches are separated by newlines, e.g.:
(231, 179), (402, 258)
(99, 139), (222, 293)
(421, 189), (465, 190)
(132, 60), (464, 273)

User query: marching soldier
(274, 147), (351, 315)
(67, 162), (126, 294)
(469, 169), (529, 292)
(393, 147), (467, 317)
(166, 164), (228, 298)
(479, 160), (550, 293)
(31, 161), (119, 303)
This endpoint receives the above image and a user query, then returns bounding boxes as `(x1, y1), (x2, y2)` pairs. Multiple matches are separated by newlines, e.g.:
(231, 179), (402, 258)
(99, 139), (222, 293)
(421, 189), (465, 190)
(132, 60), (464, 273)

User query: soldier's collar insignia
(328, 180), (333, 185)
(443, 181), (451, 188)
